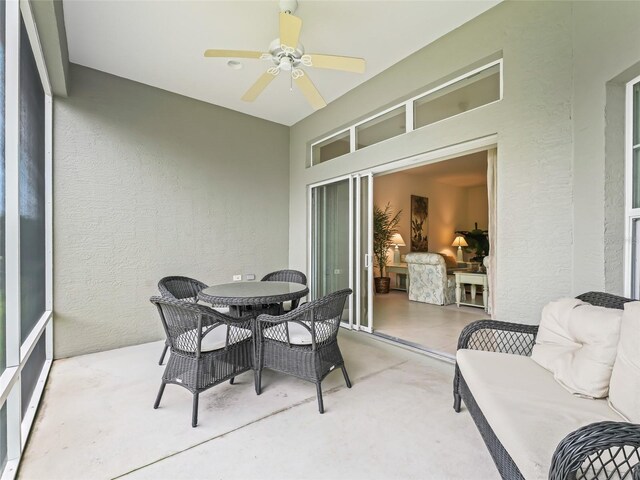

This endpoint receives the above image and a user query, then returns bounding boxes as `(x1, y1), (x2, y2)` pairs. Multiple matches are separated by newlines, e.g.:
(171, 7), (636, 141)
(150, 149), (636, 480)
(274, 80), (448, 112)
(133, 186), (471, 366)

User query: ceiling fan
(203, 0), (366, 110)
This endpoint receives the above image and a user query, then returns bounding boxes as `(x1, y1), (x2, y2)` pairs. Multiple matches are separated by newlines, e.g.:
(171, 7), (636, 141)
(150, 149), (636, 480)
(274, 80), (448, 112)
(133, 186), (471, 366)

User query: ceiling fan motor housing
(279, 0), (298, 14)
(268, 38), (304, 69)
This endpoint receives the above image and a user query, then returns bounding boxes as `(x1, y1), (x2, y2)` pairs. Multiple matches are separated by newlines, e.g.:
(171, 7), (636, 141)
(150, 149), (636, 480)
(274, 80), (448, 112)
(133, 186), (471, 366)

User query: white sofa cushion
(608, 301), (640, 423)
(457, 349), (625, 480)
(176, 325), (251, 352)
(531, 298), (623, 398)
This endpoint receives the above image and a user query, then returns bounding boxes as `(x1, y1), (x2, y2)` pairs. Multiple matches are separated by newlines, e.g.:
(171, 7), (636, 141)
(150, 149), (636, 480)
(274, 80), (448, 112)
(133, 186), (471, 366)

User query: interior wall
(290, 1), (575, 325)
(53, 65), (290, 358)
(466, 185), (488, 231)
(373, 171), (486, 263)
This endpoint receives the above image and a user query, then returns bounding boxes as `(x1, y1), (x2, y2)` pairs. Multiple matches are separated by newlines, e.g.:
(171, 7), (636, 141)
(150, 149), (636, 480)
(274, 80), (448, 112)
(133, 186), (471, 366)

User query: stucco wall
(289, 0), (575, 324)
(53, 65), (290, 358)
(571, 2), (640, 296)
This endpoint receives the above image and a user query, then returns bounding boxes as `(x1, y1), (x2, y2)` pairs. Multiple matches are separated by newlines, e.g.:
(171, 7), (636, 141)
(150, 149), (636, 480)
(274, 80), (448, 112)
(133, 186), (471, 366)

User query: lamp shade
(391, 233), (406, 247)
(451, 235), (468, 247)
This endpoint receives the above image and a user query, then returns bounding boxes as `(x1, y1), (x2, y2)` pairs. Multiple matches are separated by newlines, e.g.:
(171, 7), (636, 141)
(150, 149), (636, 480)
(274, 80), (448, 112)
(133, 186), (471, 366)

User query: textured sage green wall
(53, 65), (290, 358)
(289, 1), (575, 324)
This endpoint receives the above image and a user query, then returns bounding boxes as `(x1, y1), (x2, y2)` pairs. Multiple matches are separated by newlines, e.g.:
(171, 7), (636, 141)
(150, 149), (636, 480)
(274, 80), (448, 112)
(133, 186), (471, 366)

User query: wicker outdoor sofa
(453, 291), (640, 480)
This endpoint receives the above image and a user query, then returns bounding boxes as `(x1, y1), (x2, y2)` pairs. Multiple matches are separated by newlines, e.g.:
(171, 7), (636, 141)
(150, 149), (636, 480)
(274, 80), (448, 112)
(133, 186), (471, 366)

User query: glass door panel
(356, 174), (373, 331)
(311, 173), (373, 330)
(311, 180), (351, 325)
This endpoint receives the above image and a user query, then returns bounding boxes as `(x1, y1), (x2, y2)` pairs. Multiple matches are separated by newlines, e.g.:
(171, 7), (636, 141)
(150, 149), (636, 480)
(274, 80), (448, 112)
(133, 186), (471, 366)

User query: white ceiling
(401, 151), (488, 187)
(63, 0), (500, 126)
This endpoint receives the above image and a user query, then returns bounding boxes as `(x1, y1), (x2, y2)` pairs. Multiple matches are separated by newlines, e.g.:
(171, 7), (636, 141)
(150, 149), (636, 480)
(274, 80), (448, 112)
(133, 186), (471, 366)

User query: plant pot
(374, 277), (391, 294)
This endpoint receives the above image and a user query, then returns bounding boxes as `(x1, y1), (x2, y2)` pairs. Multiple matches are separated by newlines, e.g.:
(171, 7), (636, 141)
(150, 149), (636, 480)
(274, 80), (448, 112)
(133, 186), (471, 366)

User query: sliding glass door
(310, 173), (373, 331)
(311, 179), (351, 324)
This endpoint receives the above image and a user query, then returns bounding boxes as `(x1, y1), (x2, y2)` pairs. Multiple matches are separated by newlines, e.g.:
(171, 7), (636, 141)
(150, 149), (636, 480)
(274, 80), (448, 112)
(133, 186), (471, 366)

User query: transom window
(310, 60), (502, 166)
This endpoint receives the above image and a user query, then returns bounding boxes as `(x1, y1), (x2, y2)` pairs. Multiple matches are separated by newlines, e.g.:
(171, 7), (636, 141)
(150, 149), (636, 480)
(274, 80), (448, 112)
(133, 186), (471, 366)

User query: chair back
(405, 253), (449, 286)
(258, 288), (351, 348)
(261, 269), (307, 285)
(158, 276), (208, 303)
(150, 296), (250, 356)
(405, 253), (454, 304)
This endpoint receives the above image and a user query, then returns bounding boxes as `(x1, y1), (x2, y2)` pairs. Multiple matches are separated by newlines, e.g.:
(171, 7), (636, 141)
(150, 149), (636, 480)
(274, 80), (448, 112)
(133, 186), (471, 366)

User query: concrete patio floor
(19, 331), (498, 480)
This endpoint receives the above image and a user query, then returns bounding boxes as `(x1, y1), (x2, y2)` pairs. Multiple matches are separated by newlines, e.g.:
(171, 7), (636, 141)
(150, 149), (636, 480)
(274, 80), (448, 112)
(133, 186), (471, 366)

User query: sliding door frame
(307, 135), (498, 343)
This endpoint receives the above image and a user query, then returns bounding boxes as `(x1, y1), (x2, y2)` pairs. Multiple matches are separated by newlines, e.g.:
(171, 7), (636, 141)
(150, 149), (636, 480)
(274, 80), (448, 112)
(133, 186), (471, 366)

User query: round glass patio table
(198, 281), (308, 308)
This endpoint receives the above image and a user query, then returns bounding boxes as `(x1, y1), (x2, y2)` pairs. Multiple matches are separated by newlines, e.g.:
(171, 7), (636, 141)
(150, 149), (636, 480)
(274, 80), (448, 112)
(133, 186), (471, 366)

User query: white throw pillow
(531, 298), (623, 398)
(608, 301), (640, 422)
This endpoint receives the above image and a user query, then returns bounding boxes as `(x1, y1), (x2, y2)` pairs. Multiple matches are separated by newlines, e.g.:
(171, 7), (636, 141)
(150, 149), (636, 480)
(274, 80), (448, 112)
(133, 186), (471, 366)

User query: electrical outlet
(245, 274), (256, 281)
(232, 274), (242, 281)
(334, 269), (342, 274)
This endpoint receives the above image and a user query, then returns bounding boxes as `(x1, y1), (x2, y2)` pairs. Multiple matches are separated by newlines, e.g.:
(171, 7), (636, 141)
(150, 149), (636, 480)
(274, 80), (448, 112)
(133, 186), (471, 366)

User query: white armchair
(405, 253), (456, 305)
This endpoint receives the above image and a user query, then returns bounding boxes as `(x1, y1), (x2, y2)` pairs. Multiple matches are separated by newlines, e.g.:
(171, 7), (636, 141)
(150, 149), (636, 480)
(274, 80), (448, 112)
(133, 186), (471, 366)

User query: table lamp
(451, 235), (468, 263)
(391, 233), (406, 264)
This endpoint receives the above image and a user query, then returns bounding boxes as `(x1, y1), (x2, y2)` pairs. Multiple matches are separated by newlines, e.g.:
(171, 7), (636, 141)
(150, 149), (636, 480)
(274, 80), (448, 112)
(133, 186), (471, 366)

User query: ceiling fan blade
(280, 12), (302, 48)
(294, 73), (326, 110)
(241, 71), (276, 102)
(305, 54), (366, 74)
(204, 49), (264, 59)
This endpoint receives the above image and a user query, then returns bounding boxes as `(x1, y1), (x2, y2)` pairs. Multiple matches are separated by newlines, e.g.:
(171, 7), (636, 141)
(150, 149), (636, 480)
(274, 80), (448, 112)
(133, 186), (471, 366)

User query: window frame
(1, 1), (53, 477)
(309, 59), (503, 166)
(624, 74), (640, 300)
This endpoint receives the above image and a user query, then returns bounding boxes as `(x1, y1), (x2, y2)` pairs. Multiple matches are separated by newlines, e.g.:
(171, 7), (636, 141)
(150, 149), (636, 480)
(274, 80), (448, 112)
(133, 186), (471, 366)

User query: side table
(387, 263), (409, 291)
(454, 271), (488, 311)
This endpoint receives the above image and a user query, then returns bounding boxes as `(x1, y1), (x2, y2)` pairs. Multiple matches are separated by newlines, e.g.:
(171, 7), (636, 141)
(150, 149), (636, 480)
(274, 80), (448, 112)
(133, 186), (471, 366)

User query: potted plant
(455, 223), (490, 270)
(373, 203), (402, 294)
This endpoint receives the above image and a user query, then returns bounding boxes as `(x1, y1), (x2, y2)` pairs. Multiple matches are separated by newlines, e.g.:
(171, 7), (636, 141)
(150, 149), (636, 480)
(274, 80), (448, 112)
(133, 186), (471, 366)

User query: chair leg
(255, 368), (262, 395)
(192, 393), (200, 428)
(153, 382), (166, 409)
(453, 393), (462, 413)
(316, 382), (324, 414)
(158, 343), (169, 365)
(229, 377), (235, 385)
(341, 365), (352, 388)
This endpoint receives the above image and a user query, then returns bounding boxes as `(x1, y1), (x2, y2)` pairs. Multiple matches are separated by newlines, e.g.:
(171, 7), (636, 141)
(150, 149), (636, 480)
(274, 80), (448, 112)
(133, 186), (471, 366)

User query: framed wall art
(410, 195), (429, 252)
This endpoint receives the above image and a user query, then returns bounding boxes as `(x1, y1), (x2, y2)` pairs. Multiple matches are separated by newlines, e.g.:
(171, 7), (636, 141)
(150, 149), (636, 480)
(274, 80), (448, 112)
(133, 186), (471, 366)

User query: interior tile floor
(373, 290), (490, 357)
(20, 332), (498, 480)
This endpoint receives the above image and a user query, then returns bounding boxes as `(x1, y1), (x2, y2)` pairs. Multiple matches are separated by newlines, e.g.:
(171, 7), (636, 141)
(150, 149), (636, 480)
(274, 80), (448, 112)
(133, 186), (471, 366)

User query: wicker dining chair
(157, 276), (209, 365)
(255, 288), (352, 414)
(150, 296), (254, 427)
(261, 269), (308, 311)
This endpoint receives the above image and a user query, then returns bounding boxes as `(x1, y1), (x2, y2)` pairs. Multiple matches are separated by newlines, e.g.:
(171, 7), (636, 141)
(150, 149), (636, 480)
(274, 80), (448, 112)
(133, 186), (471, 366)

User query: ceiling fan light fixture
(279, 56), (293, 71)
